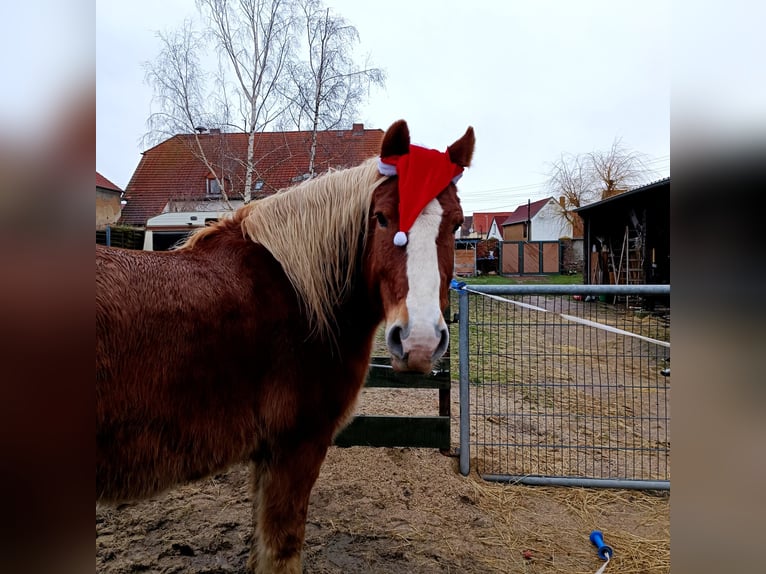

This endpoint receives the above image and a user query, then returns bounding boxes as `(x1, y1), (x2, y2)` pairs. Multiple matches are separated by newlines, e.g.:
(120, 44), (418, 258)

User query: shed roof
(575, 177), (670, 214)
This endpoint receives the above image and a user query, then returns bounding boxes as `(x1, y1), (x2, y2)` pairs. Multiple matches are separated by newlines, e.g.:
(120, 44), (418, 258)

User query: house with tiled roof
(458, 212), (514, 240)
(120, 123), (384, 229)
(501, 197), (578, 241)
(96, 171), (123, 229)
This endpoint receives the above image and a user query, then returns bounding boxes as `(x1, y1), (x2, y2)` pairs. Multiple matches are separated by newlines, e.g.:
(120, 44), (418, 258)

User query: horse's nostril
(433, 325), (449, 360)
(386, 325), (405, 359)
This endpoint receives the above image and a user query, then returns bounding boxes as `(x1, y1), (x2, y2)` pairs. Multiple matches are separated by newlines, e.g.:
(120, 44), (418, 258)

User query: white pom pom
(393, 231), (408, 246)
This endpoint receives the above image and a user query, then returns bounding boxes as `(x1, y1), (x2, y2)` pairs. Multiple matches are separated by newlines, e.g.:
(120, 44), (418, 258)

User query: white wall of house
(532, 199), (573, 240)
(487, 219), (504, 241)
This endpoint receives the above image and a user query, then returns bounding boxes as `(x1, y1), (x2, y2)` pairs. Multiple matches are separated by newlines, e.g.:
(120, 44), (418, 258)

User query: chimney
(352, 123), (363, 135)
(559, 196), (566, 208)
(209, 128), (221, 135)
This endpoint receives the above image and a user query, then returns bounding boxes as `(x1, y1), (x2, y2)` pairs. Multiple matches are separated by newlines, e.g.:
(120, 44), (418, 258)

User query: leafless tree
(548, 138), (656, 232)
(199, 0), (297, 201)
(548, 151), (599, 231)
(588, 138), (653, 199)
(143, 21), (235, 207)
(283, 0), (385, 176)
(144, 0), (382, 202)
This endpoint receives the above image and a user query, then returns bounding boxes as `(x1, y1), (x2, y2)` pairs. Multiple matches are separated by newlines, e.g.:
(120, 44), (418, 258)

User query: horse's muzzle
(386, 321), (449, 374)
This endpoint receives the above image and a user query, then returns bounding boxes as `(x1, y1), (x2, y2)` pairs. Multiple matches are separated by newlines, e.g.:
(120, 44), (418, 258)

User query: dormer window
(206, 176), (222, 198)
(254, 179), (264, 191)
(206, 175), (231, 198)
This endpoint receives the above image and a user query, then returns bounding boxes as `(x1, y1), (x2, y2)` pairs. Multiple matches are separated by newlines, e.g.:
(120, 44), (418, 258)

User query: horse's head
(367, 120), (475, 373)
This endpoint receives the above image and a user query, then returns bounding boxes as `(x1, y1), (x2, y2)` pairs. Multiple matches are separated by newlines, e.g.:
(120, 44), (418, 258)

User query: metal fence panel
(456, 284), (670, 489)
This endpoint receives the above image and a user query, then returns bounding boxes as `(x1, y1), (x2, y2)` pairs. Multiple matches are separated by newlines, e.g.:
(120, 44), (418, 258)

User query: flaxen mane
(182, 158), (386, 338)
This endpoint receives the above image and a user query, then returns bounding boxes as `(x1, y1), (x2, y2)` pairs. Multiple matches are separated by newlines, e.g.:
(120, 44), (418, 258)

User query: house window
(254, 179), (264, 191)
(206, 177), (222, 198)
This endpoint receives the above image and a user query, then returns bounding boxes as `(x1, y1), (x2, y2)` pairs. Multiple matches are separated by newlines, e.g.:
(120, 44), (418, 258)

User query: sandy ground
(96, 386), (669, 573)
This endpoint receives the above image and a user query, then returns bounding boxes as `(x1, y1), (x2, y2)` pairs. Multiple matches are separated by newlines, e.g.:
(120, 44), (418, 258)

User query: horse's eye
(375, 212), (388, 228)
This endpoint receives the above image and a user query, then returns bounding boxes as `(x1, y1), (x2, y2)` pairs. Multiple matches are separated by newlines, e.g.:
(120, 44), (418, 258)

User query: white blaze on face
(403, 198), (446, 347)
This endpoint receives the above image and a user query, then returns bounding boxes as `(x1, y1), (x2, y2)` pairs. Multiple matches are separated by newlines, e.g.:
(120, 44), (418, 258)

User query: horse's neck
(332, 250), (384, 344)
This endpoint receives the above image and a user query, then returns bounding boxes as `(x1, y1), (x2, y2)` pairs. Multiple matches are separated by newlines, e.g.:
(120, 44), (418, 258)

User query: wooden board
(365, 360), (450, 390)
(334, 415), (450, 449)
(454, 249), (475, 276)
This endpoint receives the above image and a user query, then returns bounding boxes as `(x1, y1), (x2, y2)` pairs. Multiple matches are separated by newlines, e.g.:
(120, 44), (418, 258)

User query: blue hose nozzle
(589, 530), (614, 560)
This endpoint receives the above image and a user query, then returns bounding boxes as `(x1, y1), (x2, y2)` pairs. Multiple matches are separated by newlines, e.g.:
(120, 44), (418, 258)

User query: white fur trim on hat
(377, 158), (397, 177)
(393, 231), (408, 246)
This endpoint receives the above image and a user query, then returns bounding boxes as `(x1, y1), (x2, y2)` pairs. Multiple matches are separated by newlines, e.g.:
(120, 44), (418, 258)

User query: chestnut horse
(96, 120), (474, 573)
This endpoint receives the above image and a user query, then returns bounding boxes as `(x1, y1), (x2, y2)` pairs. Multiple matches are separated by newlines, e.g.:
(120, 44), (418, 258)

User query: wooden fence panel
(523, 243), (540, 273)
(96, 227), (145, 250)
(543, 242), (560, 272)
(502, 243), (520, 274)
(501, 241), (561, 275)
(454, 249), (476, 276)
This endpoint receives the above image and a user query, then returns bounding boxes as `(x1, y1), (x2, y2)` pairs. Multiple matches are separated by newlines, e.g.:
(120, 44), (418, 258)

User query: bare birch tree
(284, 0), (385, 176)
(144, 0), (383, 202)
(143, 21), (235, 207)
(199, 0), (297, 201)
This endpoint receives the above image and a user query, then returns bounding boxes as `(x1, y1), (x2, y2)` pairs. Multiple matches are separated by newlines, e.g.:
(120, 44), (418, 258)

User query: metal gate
(455, 284), (670, 489)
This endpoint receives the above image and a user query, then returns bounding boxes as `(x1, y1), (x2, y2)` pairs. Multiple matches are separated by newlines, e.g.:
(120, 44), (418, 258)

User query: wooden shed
(576, 178), (669, 286)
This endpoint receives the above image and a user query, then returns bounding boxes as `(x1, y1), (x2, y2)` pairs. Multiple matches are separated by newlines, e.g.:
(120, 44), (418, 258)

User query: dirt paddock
(96, 387), (669, 573)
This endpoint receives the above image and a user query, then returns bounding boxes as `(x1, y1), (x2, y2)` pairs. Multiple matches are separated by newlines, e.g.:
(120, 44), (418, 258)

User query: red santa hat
(378, 145), (463, 246)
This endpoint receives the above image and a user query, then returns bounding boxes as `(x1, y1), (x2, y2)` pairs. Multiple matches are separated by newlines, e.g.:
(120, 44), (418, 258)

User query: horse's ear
(381, 119), (410, 157)
(447, 126), (475, 168)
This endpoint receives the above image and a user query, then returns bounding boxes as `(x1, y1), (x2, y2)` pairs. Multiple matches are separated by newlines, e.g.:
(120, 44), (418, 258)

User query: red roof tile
(120, 126), (384, 226)
(96, 171), (122, 192)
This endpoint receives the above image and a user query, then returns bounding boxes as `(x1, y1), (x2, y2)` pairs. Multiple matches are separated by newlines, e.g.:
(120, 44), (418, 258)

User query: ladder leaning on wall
(612, 225), (645, 306)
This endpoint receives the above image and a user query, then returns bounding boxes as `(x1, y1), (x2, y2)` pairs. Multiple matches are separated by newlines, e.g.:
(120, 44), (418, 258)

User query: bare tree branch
(588, 137), (654, 198)
(198, 0), (297, 200)
(143, 0), (384, 204)
(284, 0), (385, 176)
(143, 21), (234, 208)
(548, 138), (658, 232)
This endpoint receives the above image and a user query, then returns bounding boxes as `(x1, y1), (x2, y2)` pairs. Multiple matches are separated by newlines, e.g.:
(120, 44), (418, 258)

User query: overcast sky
(96, 0), (670, 215)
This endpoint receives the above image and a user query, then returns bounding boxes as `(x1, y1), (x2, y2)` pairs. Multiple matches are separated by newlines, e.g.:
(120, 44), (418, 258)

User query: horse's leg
(246, 456), (265, 573)
(250, 437), (329, 574)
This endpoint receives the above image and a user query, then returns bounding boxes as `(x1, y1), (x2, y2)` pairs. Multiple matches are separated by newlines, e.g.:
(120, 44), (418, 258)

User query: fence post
(458, 288), (470, 476)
